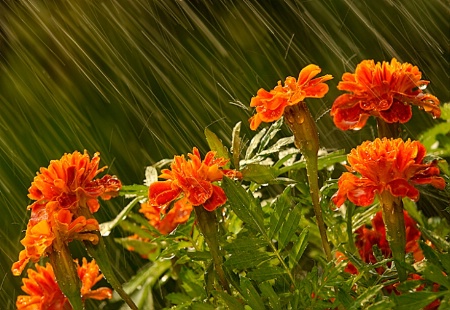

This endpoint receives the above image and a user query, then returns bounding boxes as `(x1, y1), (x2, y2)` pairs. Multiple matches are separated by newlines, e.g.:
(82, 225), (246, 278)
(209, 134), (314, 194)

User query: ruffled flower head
(338, 210), (422, 274)
(332, 138), (445, 208)
(331, 58), (441, 130)
(12, 151), (122, 275)
(16, 259), (112, 310)
(249, 64), (333, 130)
(148, 147), (241, 234)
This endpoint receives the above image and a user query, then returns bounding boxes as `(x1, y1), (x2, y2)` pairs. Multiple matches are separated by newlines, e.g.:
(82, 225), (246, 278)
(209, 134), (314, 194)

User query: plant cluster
(13, 59), (449, 309)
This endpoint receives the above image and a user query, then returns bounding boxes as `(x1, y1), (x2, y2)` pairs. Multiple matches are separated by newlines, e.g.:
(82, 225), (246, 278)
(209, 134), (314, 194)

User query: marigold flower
(332, 138), (445, 208)
(148, 147), (241, 234)
(12, 151), (121, 276)
(28, 151), (121, 214)
(16, 259), (112, 310)
(331, 58), (441, 130)
(249, 64), (333, 130)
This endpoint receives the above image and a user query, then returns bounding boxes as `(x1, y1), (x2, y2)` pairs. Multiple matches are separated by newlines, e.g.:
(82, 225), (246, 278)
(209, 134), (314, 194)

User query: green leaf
(241, 163), (278, 183)
(100, 195), (144, 236)
(111, 260), (171, 302)
(415, 260), (450, 288)
(240, 277), (265, 310)
(393, 291), (445, 310)
(277, 203), (301, 250)
(205, 127), (229, 165)
(245, 127), (266, 159)
(259, 281), (282, 309)
(166, 292), (192, 305)
(222, 177), (265, 233)
(257, 117), (284, 154)
(257, 136), (294, 156)
(119, 184), (149, 197)
(247, 265), (286, 282)
(213, 291), (245, 310)
(348, 284), (383, 310)
(224, 250), (273, 269)
(289, 228), (309, 269)
(231, 121), (242, 169)
(268, 186), (294, 239)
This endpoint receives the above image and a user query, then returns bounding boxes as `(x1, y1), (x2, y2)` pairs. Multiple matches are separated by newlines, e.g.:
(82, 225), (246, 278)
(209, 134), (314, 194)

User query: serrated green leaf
(222, 177), (265, 233)
(349, 284), (383, 310)
(224, 250), (273, 269)
(247, 265), (286, 282)
(241, 163), (278, 183)
(415, 260), (450, 288)
(223, 235), (266, 252)
(365, 298), (395, 310)
(245, 128), (266, 159)
(257, 136), (294, 156)
(257, 118), (284, 154)
(240, 277), (265, 310)
(100, 196), (145, 236)
(166, 292), (192, 305)
(269, 186), (294, 239)
(205, 127), (229, 165)
(259, 281), (282, 310)
(289, 228), (309, 269)
(394, 291), (445, 310)
(213, 291), (245, 310)
(278, 204), (301, 250)
(191, 302), (216, 310)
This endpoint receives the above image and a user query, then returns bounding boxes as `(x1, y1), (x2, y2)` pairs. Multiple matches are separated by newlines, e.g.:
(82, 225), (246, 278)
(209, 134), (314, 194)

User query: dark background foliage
(0, 0), (448, 307)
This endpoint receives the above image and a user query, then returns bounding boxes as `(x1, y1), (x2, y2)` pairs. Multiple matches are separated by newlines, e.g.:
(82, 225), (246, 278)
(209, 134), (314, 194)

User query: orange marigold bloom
(331, 58), (441, 130)
(249, 64), (333, 130)
(332, 138), (445, 208)
(12, 151), (121, 276)
(28, 150), (121, 214)
(16, 259), (111, 310)
(148, 147), (241, 234)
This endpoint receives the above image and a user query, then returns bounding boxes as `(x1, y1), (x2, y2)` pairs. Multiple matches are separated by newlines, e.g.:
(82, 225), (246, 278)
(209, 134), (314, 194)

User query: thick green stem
(49, 240), (84, 310)
(379, 191), (407, 282)
(377, 118), (400, 139)
(194, 206), (230, 293)
(284, 103), (332, 262)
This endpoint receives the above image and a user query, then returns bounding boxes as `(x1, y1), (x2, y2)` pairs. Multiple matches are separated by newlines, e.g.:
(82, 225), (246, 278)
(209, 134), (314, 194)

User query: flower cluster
(338, 211), (440, 309)
(147, 147), (241, 234)
(332, 138), (446, 208)
(12, 151), (122, 275)
(249, 64), (333, 130)
(331, 58), (441, 130)
(16, 259), (112, 310)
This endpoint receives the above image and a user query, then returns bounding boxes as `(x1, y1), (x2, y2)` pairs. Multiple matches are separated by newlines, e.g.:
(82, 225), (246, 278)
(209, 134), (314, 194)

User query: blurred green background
(0, 0), (448, 308)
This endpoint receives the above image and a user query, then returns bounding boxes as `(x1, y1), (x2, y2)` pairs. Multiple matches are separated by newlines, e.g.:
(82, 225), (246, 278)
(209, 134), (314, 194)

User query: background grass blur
(0, 0), (448, 308)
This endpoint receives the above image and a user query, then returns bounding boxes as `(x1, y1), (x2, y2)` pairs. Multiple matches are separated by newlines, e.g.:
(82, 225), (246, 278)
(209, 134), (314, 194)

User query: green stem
(377, 118), (400, 139)
(379, 191), (407, 282)
(194, 206), (230, 293)
(304, 153), (333, 262)
(49, 240), (84, 310)
(284, 103), (332, 262)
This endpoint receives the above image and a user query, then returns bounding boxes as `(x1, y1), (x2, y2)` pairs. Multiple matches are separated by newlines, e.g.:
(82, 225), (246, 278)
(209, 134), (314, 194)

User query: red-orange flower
(12, 151), (121, 276)
(28, 151), (121, 214)
(331, 58), (441, 130)
(16, 259), (112, 310)
(148, 147), (241, 234)
(332, 138), (445, 208)
(249, 64), (333, 130)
